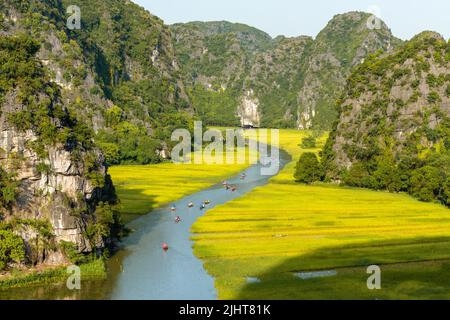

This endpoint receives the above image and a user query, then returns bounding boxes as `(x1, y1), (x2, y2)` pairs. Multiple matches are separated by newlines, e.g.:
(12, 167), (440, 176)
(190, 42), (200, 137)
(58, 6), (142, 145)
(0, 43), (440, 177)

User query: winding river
(0, 148), (289, 300)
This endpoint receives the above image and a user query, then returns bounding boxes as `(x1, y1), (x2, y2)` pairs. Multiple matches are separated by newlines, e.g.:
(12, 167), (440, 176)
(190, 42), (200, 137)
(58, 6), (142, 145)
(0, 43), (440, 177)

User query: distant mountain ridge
(171, 12), (402, 129)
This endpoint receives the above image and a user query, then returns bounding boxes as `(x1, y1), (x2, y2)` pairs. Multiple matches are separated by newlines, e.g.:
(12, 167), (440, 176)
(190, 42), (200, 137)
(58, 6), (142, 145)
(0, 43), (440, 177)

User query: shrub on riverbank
(0, 259), (106, 291)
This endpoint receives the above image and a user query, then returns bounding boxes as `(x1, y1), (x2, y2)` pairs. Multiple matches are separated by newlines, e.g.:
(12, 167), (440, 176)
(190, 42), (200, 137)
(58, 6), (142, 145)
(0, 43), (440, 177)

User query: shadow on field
(116, 188), (158, 223)
(237, 236), (450, 300)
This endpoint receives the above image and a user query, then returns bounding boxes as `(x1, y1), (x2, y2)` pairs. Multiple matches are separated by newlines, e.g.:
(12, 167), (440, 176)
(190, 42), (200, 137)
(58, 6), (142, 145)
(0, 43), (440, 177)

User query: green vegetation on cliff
(0, 32), (123, 271)
(2, 0), (195, 165)
(319, 32), (450, 207)
(172, 13), (400, 129)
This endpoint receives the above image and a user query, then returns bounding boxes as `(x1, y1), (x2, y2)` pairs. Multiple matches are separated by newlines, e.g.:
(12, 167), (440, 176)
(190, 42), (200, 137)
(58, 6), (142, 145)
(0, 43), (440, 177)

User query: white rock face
(54, 68), (72, 90)
(237, 90), (261, 127)
(297, 106), (315, 129)
(151, 48), (159, 65)
(0, 124), (106, 262)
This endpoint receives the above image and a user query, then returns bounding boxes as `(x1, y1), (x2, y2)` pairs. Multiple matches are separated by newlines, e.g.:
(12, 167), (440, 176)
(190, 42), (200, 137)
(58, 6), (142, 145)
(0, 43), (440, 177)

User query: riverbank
(192, 129), (450, 299)
(0, 259), (106, 292)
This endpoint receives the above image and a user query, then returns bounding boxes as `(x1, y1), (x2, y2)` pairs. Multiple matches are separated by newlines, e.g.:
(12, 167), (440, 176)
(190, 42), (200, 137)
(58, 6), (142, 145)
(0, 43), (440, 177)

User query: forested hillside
(172, 12), (401, 129)
(2, 0), (195, 165)
(321, 32), (450, 206)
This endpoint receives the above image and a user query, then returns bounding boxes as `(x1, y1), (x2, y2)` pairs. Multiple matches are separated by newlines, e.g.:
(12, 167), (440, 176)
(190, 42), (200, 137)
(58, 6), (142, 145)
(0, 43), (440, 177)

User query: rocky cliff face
(0, 129), (102, 264)
(0, 32), (120, 267)
(172, 12), (400, 129)
(1, 0), (194, 167)
(322, 31), (450, 179)
(237, 90), (261, 127)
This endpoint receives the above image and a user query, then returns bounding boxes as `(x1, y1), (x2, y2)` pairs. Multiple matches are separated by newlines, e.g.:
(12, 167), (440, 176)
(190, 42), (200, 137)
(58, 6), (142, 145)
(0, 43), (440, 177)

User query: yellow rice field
(192, 129), (450, 299)
(109, 148), (252, 223)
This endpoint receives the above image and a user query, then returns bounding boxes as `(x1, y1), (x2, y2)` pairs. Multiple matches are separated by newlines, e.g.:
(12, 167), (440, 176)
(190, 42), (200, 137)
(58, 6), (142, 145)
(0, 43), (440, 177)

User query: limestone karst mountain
(171, 12), (401, 129)
(321, 31), (450, 206)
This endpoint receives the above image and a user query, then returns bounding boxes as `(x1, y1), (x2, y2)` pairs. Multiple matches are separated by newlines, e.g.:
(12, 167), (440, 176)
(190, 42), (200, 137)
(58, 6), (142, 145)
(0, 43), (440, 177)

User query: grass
(191, 129), (450, 299)
(0, 259), (106, 291)
(110, 148), (253, 223)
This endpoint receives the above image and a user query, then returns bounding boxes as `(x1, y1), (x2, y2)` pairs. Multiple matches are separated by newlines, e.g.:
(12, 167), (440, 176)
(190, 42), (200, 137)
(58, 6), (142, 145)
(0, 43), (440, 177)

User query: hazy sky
(133, 0), (450, 40)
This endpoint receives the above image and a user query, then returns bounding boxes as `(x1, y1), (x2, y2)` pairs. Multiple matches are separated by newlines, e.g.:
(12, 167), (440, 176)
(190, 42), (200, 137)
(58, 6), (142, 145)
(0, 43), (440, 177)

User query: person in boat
(240, 173), (247, 180)
(162, 243), (169, 251)
(171, 205), (176, 211)
(222, 180), (228, 186)
(188, 202), (194, 208)
(231, 186), (237, 192)
(175, 216), (181, 223)
(204, 200), (211, 205)
(200, 203), (206, 210)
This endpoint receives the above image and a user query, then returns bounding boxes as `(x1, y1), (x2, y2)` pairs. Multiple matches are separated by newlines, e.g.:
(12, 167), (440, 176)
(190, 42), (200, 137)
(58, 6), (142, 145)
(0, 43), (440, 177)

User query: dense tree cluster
(294, 152), (323, 184)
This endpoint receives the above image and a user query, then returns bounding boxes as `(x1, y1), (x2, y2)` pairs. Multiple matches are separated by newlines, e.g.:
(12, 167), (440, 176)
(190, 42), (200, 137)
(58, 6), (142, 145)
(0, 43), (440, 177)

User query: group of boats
(162, 172), (247, 251)
(171, 199), (211, 212)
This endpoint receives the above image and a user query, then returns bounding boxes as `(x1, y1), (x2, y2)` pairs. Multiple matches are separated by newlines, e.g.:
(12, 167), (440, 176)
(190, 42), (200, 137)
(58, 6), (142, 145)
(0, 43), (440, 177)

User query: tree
(294, 152), (323, 184)
(0, 167), (18, 209)
(409, 166), (442, 202)
(373, 155), (402, 192)
(442, 178), (450, 206)
(0, 230), (25, 270)
(342, 162), (377, 189)
(301, 136), (317, 149)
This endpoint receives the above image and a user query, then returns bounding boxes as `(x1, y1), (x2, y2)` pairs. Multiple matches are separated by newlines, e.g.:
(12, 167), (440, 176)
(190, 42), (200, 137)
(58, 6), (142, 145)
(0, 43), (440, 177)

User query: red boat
(162, 243), (169, 251)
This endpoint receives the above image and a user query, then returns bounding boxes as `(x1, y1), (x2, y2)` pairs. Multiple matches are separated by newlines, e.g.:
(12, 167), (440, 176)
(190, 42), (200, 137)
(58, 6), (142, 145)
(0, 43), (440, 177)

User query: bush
(294, 153), (323, 184)
(0, 230), (25, 270)
(301, 136), (317, 149)
(409, 166), (442, 202)
(373, 156), (403, 192)
(342, 162), (377, 189)
(0, 167), (18, 208)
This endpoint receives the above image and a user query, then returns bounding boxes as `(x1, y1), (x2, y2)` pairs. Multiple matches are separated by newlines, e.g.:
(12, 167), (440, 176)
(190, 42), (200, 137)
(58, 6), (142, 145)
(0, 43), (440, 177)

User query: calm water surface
(0, 148), (289, 300)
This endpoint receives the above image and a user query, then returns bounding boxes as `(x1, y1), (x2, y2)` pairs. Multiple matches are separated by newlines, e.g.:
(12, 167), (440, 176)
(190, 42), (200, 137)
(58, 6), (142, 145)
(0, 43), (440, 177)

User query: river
(0, 148), (290, 300)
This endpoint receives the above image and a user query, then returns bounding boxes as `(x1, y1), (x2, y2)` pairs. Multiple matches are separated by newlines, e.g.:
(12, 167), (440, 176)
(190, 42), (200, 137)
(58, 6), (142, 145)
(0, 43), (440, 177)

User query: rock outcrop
(323, 31), (450, 177)
(0, 32), (120, 267)
(237, 90), (261, 127)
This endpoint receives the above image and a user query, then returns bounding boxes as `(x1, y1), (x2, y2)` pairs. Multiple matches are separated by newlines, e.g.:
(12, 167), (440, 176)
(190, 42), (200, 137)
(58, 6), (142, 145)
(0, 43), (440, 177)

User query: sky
(133, 0), (450, 40)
